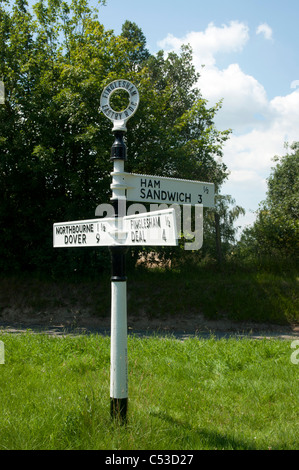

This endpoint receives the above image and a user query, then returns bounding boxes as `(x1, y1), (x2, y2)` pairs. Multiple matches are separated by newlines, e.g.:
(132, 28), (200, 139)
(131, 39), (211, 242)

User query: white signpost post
(53, 79), (214, 422)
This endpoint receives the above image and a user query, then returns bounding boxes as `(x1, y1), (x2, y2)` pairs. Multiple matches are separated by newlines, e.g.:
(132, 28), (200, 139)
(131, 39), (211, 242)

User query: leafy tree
(0, 0), (231, 274)
(121, 20), (150, 68)
(203, 195), (245, 263)
(266, 142), (299, 219)
(238, 143), (299, 259)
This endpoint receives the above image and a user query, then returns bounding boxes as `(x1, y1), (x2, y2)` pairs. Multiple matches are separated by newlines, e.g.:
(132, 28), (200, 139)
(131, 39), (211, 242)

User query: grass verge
(0, 332), (298, 450)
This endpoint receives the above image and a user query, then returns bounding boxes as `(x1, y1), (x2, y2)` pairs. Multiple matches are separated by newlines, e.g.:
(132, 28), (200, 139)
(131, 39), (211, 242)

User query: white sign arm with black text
(119, 172), (215, 208)
(53, 209), (177, 248)
(53, 218), (116, 247)
(124, 209), (177, 246)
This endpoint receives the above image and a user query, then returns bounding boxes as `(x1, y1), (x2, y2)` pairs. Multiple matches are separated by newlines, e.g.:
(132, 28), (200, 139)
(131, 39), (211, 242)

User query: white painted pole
(110, 280), (128, 413)
(109, 137), (128, 422)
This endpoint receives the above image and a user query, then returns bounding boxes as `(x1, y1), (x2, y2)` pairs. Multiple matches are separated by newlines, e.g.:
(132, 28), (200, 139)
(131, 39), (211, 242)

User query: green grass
(0, 332), (298, 450)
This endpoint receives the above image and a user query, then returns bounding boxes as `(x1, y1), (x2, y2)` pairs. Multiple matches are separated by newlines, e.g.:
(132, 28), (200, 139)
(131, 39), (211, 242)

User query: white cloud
(228, 169), (264, 184)
(256, 23), (273, 41)
(158, 22), (268, 132)
(157, 21), (298, 230)
(219, 90), (299, 216)
(223, 127), (286, 172)
(200, 63), (269, 131)
(158, 21), (249, 67)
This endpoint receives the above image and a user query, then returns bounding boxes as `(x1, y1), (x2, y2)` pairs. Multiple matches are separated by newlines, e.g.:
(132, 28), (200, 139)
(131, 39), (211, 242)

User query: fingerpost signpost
(53, 79), (214, 422)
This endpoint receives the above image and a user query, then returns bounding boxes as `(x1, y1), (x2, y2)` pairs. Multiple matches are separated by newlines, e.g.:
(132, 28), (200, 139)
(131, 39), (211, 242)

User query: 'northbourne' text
(55, 223), (94, 245)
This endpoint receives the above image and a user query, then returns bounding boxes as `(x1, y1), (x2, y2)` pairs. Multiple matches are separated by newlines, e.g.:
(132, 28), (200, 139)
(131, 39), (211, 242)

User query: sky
(26, 0), (299, 234)
(94, 0), (299, 234)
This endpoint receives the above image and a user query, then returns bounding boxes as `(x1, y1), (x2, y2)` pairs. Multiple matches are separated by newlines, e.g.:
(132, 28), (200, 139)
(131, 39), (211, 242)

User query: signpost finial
(100, 79), (139, 132)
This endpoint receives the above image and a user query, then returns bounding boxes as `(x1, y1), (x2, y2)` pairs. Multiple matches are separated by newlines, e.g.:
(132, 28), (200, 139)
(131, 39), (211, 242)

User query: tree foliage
(0, 0), (231, 275)
(238, 143), (299, 259)
(121, 20), (150, 67)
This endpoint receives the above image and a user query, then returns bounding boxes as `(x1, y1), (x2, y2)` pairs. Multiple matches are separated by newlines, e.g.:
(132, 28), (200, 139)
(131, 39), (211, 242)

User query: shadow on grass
(150, 410), (257, 450)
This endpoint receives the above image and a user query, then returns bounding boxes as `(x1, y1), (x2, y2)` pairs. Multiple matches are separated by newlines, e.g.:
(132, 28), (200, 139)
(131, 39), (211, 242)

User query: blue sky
(26, 0), (299, 233)
(95, 0), (299, 233)
(97, 0), (299, 99)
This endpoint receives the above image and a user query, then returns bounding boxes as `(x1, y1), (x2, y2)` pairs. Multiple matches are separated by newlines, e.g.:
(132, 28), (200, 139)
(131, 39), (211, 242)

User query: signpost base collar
(110, 397), (128, 423)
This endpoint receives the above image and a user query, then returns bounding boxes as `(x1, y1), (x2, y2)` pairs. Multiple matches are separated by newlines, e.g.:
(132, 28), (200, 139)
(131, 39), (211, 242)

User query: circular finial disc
(100, 80), (139, 131)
